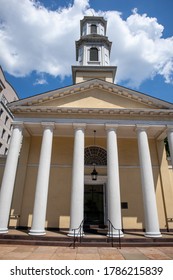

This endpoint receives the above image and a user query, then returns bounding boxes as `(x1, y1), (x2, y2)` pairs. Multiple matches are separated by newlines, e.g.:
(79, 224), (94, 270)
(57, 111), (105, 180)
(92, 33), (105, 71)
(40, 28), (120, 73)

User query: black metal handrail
(107, 219), (121, 249)
(72, 219), (84, 248)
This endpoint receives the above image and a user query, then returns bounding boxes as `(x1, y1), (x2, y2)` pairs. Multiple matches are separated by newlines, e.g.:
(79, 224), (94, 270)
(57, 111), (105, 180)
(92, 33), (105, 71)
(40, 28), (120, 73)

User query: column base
(29, 229), (46, 236)
(144, 232), (162, 238)
(0, 228), (8, 234)
(68, 230), (84, 237)
(107, 230), (124, 238)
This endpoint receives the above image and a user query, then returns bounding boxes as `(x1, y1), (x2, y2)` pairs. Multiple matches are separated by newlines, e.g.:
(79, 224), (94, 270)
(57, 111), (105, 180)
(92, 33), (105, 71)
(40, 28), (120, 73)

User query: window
(2, 129), (5, 139)
(84, 146), (107, 166)
(121, 202), (128, 209)
(90, 47), (98, 61)
(1, 94), (7, 105)
(91, 24), (97, 34)
(5, 115), (9, 125)
(164, 138), (170, 157)
(7, 134), (10, 144)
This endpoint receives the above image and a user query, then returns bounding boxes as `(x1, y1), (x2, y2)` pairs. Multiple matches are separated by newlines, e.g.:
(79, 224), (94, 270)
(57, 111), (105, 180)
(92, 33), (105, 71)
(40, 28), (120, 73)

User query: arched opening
(90, 47), (99, 61)
(84, 146), (107, 227)
(84, 146), (107, 166)
(91, 24), (97, 34)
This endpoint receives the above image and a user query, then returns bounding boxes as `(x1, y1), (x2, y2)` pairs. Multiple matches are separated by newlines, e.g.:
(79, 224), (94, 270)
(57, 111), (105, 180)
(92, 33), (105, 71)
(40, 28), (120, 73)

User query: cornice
(76, 35), (112, 48)
(9, 79), (173, 110)
(10, 106), (173, 118)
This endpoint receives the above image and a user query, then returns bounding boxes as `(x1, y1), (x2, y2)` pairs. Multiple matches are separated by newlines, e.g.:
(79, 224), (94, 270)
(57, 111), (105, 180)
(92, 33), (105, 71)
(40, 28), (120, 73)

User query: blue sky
(1, 0), (173, 103)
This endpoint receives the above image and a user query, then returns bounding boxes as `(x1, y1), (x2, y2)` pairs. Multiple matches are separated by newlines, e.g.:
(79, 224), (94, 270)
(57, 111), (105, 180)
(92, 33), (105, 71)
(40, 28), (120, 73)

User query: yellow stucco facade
(1, 79), (173, 234)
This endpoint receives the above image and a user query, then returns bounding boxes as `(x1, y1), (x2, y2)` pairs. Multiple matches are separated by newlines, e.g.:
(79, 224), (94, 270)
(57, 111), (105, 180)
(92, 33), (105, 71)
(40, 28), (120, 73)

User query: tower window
(91, 24), (97, 34)
(90, 47), (98, 61)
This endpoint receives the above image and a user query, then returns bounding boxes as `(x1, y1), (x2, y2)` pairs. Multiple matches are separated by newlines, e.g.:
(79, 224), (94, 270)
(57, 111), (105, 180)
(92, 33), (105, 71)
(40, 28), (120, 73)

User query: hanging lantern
(91, 165), (98, 181)
(91, 130), (98, 180)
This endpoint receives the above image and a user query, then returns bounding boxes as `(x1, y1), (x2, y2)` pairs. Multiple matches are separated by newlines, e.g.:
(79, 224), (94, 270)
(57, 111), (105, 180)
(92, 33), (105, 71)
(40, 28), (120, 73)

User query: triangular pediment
(32, 88), (156, 109)
(9, 79), (173, 111)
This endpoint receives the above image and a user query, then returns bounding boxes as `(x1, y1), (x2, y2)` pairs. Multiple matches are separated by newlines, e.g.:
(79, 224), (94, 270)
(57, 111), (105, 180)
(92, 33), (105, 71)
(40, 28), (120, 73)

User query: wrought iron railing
(72, 219), (84, 248)
(107, 219), (121, 248)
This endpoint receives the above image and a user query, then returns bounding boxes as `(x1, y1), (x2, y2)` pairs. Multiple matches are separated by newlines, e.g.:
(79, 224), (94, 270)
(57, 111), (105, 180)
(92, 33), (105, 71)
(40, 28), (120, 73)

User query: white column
(106, 125), (124, 237)
(29, 123), (54, 236)
(0, 122), (23, 234)
(137, 126), (161, 237)
(167, 126), (173, 166)
(68, 124), (85, 236)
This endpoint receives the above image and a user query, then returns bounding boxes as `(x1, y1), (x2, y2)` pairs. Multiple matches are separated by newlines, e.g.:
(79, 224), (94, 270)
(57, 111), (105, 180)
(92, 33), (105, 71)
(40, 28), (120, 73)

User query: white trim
(14, 118), (173, 126)
(9, 79), (173, 109)
(11, 106), (173, 116)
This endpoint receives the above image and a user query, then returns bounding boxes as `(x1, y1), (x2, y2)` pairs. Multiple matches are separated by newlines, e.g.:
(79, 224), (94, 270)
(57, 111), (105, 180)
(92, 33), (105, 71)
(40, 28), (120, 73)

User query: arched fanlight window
(84, 146), (107, 166)
(91, 24), (97, 34)
(90, 47), (98, 61)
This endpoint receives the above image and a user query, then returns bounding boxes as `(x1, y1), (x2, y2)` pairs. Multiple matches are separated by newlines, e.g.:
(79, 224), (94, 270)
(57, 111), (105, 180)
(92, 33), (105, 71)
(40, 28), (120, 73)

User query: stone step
(0, 233), (173, 247)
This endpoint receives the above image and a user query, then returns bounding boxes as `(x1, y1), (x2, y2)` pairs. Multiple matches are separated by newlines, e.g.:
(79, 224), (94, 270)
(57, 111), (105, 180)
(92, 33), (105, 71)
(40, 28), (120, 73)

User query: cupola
(72, 16), (117, 84)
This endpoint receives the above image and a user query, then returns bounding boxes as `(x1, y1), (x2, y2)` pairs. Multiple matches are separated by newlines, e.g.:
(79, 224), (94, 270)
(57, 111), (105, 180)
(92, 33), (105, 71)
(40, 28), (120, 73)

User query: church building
(0, 16), (173, 238)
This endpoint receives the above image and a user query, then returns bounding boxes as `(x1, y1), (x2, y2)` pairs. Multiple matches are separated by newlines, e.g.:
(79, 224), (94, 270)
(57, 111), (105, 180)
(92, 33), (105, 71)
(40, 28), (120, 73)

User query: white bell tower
(72, 16), (117, 84)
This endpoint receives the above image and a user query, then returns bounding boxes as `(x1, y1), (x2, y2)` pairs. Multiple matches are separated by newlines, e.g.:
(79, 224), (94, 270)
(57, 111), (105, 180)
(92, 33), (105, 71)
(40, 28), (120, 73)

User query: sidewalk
(0, 244), (173, 260)
(0, 229), (173, 260)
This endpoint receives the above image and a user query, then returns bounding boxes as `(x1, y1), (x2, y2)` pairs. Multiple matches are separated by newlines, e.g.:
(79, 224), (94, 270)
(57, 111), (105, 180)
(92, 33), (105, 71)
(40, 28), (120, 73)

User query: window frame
(90, 24), (97, 34)
(90, 47), (99, 62)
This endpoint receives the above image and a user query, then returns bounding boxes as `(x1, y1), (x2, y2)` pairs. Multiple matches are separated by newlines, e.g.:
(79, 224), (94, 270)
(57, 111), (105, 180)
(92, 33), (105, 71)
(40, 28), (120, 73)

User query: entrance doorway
(84, 184), (104, 226)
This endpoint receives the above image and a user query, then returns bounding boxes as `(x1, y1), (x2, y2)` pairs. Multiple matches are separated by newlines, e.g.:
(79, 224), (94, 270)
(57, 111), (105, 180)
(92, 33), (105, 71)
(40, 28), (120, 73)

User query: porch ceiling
(23, 122), (167, 140)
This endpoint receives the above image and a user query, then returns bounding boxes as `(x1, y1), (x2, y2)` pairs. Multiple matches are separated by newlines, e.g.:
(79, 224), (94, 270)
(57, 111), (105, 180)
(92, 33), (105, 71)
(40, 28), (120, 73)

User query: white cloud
(0, 0), (89, 77)
(33, 78), (48, 86)
(104, 9), (173, 87)
(0, 0), (173, 88)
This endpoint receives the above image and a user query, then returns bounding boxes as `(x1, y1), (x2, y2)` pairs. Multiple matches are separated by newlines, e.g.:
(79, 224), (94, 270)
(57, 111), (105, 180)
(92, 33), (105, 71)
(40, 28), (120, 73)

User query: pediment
(9, 79), (173, 111)
(34, 88), (155, 109)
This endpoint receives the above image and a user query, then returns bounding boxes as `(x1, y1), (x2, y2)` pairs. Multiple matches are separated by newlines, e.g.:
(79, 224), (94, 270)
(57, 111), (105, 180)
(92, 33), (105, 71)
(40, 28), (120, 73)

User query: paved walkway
(1, 229), (173, 260)
(0, 244), (173, 260)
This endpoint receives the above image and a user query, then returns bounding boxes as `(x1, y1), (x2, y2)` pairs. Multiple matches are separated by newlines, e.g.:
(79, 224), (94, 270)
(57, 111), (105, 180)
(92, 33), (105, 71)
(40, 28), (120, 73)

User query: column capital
(41, 122), (55, 131)
(135, 125), (149, 132)
(105, 124), (119, 132)
(73, 123), (86, 131)
(167, 125), (173, 132)
(12, 121), (24, 131)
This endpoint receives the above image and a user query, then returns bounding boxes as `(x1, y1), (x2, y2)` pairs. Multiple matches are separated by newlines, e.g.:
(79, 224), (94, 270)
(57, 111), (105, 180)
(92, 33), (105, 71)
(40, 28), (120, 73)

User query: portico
(0, 115), (171, 237)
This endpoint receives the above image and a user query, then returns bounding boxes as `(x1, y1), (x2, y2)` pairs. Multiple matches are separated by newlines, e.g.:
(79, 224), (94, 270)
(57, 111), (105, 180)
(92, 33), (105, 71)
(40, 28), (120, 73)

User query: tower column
(68, 124), (86, 236)
(137, 126), (161, 237)
(0, 122), (23, 234)
(29, 123), (54, 236)
(106, 125), (124, 237)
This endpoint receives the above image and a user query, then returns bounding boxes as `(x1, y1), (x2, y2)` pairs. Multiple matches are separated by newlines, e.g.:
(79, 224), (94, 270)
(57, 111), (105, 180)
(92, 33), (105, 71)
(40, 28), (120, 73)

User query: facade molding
(10, 106), (173, 118)
(8, 79), (173, 110)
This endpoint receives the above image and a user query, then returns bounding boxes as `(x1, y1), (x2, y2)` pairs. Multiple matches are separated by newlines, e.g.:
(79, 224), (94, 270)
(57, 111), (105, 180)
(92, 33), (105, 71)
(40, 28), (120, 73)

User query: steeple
(72, 16), (117, 84)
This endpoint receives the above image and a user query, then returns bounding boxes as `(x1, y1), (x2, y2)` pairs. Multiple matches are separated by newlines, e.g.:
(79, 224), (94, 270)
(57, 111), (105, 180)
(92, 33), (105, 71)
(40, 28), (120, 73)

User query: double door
(84, 184), (104, 226)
